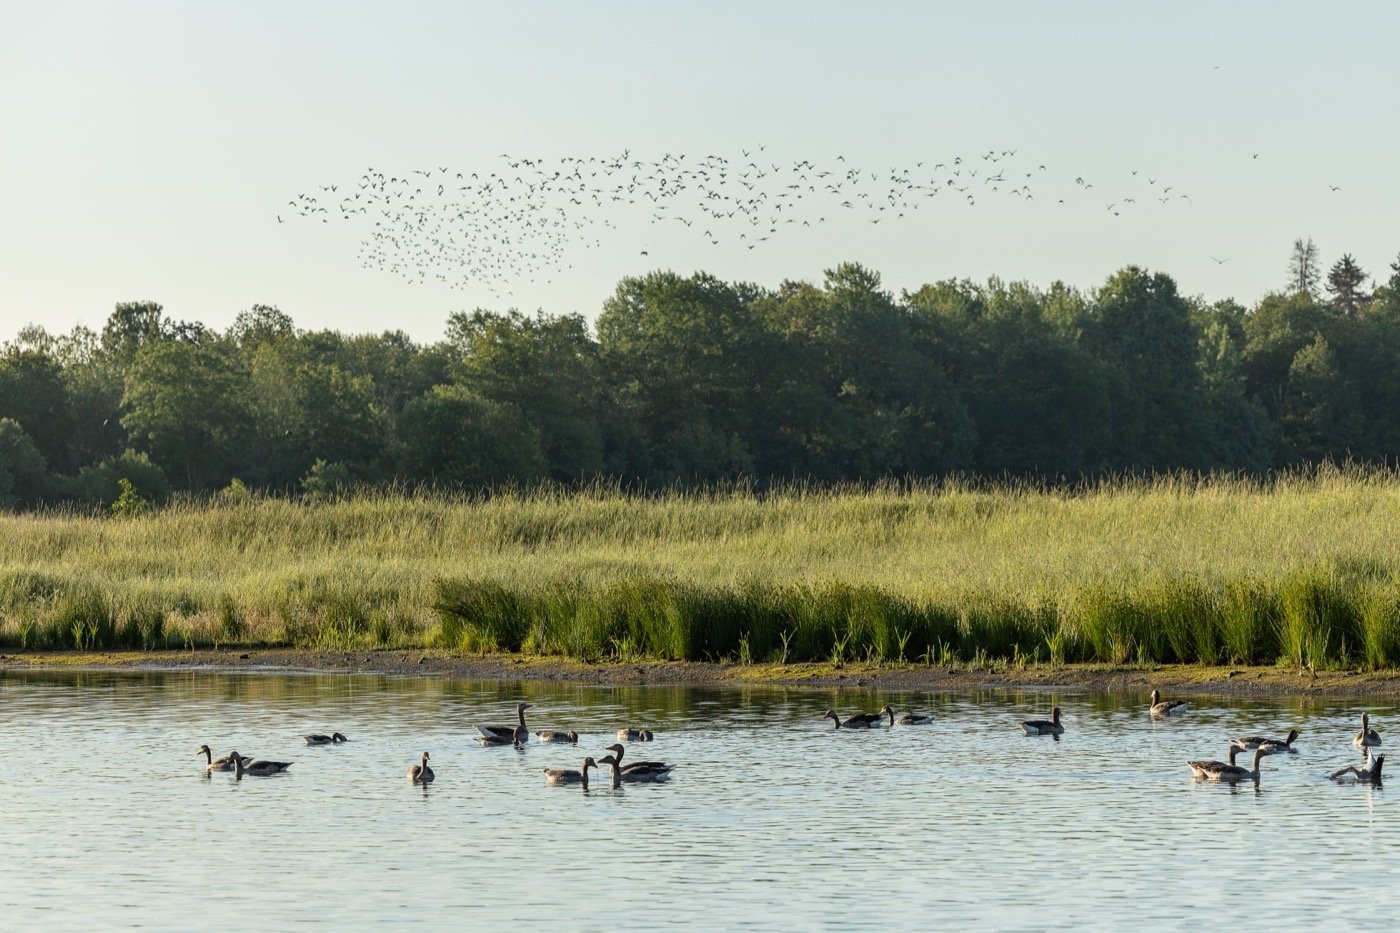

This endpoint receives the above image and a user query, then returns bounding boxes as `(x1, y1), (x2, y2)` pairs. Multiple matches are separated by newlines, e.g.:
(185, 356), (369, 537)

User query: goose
(616, 728), (654, 741)
(1149, 689), (1188, 719)
(887, 709), (933, 725)
(476, 725), (528, 747)
(304, 732), (348, 746)
(598, 754), (672, 787)
(543, 757), (598, 787)
(407, 752), (434, 785)
(1190, 747), (1266, 784)
(479, 703), (532, 742)
(604, 743), (672, 777)
(1231, 728), (1300, 754)
(1330, 750), (1384, 784)
(822, 708), (885, 730)
(1021, 707), (1064, 736)
(197, 745), (245, 773)
(535, 730), (579, 744)
(1354, 712), (1382, 748)
(235, 755), (293, 779)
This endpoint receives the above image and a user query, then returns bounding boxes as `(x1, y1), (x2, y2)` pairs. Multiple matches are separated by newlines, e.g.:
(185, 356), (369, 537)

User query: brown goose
(616, 728), (654, 741)
(534, 730), (579, 744)
(1330, 750), (1384, 784)
(1149, 689), (1188, 719)
(407, 752), (434, 785)
(887, 708), (933, 725)
(543, 757), (598, 788)
(305, 732), (348, 746)
(1231, 728), (1301, 755)
(476, 725), (528, 747)
(1021, 707), (1064, 736)
(1354, 712), (1382, 748)
(1190, 747), (1265, 784)
(822, 708), (884, 730)
(604, 743), (672, 777)
(478, 703), (532, 742)
(197, 745), (245, 773)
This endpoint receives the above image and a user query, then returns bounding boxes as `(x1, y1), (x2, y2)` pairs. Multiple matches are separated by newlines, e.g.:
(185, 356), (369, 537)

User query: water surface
(1, 670), (1396, 929)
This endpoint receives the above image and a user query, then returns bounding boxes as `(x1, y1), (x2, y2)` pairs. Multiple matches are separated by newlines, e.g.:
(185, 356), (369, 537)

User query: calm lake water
(1, 669), (1397, 929)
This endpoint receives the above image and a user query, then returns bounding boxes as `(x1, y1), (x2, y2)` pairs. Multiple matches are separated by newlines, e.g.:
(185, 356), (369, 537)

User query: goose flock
(283, 147), (1195, 295)
(196, 694), (1384, 790)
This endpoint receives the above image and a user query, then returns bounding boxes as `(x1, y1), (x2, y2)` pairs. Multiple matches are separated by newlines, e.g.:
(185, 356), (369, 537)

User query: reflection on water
(1, 669), (1397, 928)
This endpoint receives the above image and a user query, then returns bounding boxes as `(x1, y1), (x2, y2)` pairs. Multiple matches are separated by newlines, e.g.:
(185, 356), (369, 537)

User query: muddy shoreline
(5, 648), (1400, 699)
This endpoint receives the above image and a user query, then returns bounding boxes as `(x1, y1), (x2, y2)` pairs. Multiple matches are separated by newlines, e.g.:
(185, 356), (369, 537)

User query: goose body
(235, 756), (292, 779)
(604, 743), (672, 777)
(1330, 751), (1384, 784)
(543, 757), (598, 787)
(598, 754), (672, 787)
(616, 728), (654, 741)
(197, 744), (244, 773)
(1149, 689), (1188, 719)
(1021, 707), (1064, 736)
(407, 751), (434, 785)
(822, 708), (884, 730)
(1354, 713), (1382, 748)
(1231, 728), (1300, 755)
(478, 703), (532, 742)
(1190, 747), (1265, 784)
(535, 730), (579, 744)
(305, 732), (348, 746)
(476, 725), (528, 746)
(889, 709), (933, 725)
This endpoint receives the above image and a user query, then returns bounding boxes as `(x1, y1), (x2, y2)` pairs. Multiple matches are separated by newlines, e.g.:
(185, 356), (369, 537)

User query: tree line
(3, 244), (1400, 509)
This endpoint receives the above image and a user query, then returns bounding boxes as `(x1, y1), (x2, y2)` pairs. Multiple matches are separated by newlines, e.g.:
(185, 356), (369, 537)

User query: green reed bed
(2, 471), (1400, 667)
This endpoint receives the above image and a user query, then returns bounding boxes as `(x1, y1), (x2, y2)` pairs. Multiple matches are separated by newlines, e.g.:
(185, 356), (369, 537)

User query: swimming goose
(197, 745), (244, 773)
(598, 754), (672, 787)
(478, 703), (532, 742)
(1190, 747), (1265, 784)
(1021, 707), (1064, 736)
(616, 728), (654, 741)
(888, 708), (933, 725)
(1149, 689), (1189, 719)
(235, 755), (293, 779)
(1353, 712), (1382, 748)
(476, 725), (528, 747)
(407, 752), (434, 785)
(1188, 747), (1240, 780)
(543, 757), (598, 788)
(1231, 728), (1301, 755)
(305, 732), (348, 746)
(604, 743), (672, 777)
(535, 730), (579, 744)
(1330, 750), (1384, 784)
(822, 709), (884, 730)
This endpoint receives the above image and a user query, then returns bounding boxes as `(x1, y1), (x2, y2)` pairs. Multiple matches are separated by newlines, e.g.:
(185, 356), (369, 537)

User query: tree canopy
(3, 248), (1399, 509)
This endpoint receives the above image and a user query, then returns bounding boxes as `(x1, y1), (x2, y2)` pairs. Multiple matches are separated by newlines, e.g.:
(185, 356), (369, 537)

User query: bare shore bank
(6, 649), (1400, 700)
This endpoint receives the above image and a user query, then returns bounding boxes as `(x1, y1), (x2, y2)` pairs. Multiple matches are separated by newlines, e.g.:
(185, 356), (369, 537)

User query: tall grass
(2, 469), (1399, 667)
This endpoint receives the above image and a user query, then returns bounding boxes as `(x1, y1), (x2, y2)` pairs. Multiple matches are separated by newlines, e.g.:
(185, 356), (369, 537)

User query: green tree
(1287, 237), (1321, 298)
(1080, 267), (1208, 470)
(1326, 253), (1370, 318)
(1278, 334), (1363, 463)
(0, 418), (47, 509)
(397, 384), (546, 488)
(0, 347), (72, 469)
(449, 310), (605, 482)
(122, 339), (250, 490)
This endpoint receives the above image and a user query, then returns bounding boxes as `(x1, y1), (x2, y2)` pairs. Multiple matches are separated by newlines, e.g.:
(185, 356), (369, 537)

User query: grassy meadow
(3, 471), (1400, 669)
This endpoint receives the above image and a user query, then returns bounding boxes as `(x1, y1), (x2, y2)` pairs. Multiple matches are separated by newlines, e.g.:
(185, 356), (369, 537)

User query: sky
(3, 1), (1398, 345)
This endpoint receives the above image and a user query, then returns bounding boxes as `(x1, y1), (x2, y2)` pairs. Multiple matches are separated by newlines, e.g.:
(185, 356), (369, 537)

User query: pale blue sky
(3, 1), (1397, 343)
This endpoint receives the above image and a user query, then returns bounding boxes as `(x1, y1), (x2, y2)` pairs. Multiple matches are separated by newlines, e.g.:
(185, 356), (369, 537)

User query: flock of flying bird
(282, 147), (1198, 296)
(196, 693), (1384, 791)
